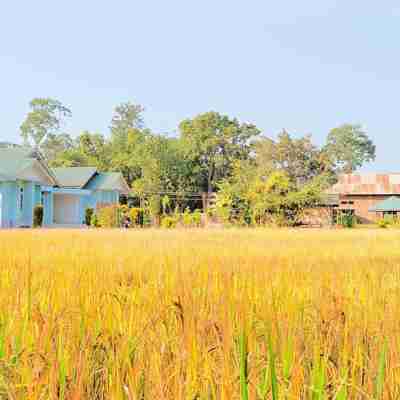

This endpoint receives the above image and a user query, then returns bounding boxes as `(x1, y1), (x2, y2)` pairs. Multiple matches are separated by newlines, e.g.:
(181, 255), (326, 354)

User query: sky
(1, 1), (399, 171)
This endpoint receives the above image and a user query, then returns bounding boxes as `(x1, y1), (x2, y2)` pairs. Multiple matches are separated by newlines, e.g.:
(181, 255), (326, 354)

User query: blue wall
(0, 184), (120, 228)
(42, 191), (54, 226)
(0, 182), (17, 228)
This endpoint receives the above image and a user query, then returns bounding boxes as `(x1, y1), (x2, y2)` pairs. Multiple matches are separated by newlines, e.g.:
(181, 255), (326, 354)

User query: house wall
(51, 190), (120, 226)
(1, 185), (121, 228)
(0, 182), (17, 228)
(42, 191), (54, 226)
(0, 182), (55, 228)
(20, 182), (35, 227)
(339, 194), (390, 223)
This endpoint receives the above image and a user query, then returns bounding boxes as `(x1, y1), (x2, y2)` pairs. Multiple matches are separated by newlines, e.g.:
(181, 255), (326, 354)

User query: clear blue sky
(1, 1), (399, 171)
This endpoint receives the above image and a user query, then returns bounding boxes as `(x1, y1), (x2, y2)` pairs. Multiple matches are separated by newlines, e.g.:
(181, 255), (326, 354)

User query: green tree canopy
(179, 111), (260, 193)
(324, 124), (376, 173)
(254, 130), (328, 184)
(20, 98), (72, 147)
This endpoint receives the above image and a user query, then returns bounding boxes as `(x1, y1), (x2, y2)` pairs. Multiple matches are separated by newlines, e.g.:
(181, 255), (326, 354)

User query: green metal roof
(0, 148), (34, 178)
(52, 167), (97, 188)
(0, 147), (57, 183)
(369, 196), (400, 212)
(85, 172), (130, 193)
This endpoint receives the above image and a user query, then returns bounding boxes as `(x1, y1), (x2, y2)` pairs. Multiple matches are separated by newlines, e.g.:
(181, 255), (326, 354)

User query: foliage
(90, 212), (99, 228)
(129, 207), (147, 227)
(182, 208), (202, 227)
(324, 124), (376, 173)
(377, 215), (400, 229)
(18, 98), (377, 222)
(33, 205), (44, 227)
(180, 111), (260, 193)
(160, 215), (179, 229)
(254, 131), (330, 185)
(377, 218), (391, 229)
(85, 208), (95, 226)
(97, 205), (121, 228)
(20, 98), (72, 147)
(217, 165), (327, 226)
(337, 212), (356, 228)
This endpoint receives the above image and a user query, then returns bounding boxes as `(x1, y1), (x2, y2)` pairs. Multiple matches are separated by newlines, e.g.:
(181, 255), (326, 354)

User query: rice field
(0, 228), (399, 399)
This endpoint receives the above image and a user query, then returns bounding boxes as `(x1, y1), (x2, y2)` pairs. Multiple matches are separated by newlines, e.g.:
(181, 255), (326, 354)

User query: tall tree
(110, 102), (145, 149)
(254, 130), (326, 185)
(20, 98), (72, 147)
(41, 133), (74, 162)
(109, 102), (147, 184)
(179, 111), (260, 193)
(78, 131), (111, 170)
(324, 124), (376, 173)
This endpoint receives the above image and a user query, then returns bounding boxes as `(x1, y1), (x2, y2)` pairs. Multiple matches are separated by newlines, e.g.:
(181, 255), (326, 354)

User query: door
(54, 194), (80, 224)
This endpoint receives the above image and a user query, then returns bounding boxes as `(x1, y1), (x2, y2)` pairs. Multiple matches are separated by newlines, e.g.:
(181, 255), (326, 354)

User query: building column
(23, 182), (35, 227)
(43, 191), (54, 226)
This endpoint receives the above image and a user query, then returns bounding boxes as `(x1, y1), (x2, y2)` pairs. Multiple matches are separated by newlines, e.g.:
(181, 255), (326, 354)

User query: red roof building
(328, 174), (400, 222)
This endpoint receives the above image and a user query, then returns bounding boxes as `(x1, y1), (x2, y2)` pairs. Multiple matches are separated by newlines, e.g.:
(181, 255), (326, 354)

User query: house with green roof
(0, 148), (129, 228)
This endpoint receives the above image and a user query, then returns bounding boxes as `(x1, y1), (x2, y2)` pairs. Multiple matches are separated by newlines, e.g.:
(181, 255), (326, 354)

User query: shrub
(192, 209), (202, 227)
(90, 213), (99, 228)
(161, 215), (179, 229)
(33, 205), (44, 228)
(85, 208), (94, 226)
(129, 207), (145, 227)
(97, 205), (120, 228)
(377, 215), (399, 229)
(337, 213), (356, 228)
(181, 208), (203, 228)
(377, 218), (390, 229)
(182, 208), (193, 227)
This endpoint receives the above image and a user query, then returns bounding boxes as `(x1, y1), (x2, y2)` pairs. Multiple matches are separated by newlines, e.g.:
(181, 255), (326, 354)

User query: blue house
(0, 148), (130, 228)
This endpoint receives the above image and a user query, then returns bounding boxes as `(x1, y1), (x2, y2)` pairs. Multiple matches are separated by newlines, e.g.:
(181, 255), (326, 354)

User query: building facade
(328, 173), (400, 223)
(0, 148), (130, 228)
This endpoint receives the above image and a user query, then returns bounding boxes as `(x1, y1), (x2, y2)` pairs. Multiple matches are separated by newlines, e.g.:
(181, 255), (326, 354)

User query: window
(17, 187), (24, 212)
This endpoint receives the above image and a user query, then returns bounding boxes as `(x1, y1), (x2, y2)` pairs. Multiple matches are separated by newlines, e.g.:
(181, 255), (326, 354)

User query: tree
(110, 102), (145, 149)
(109, 102), (147, 184)
(179, 111), (260, 193)
(41, 133), (74, 162)
(20, 98), (72, 147)
(78, 131), (111, 170)
(324, 124), (376, 173)
(254, 130), (326, 185)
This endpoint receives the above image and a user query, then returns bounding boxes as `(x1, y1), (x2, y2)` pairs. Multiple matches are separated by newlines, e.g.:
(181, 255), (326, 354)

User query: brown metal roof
(329, 174), (400, 195)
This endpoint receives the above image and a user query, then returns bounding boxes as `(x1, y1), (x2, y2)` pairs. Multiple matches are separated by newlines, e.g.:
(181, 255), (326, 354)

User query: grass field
(0, 229), (399, 399)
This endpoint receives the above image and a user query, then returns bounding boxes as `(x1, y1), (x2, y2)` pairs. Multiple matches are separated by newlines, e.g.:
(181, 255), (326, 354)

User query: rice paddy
(0, 228), (399, 399)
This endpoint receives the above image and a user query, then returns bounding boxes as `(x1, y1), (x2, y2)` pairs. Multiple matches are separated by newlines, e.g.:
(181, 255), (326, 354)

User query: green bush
(337, 213), (356, 228)
(97, 205), (120, 228)
(85, 208), (94, 226)
(192, 209), (202, 227)
(182, 208), (193, 227)
(181, 208), (203, 227)
(90, 213), (99, 228)
(33, 205), (44, 228)
(377, 215), (399, 229)
(377, 218), (390, 229)
(161, 215), (179, 229)
(129, 207), (146, 227)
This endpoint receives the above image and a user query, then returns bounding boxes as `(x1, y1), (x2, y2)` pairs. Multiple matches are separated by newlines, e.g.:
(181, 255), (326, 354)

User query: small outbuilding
(369, 196), (400, 218)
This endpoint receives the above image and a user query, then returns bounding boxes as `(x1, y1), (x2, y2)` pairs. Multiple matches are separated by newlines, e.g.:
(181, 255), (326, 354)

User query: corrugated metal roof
(369, 196), (400, 212)
(52, 167), (97, 188)
(85, 172), (130, 194)
(0, 148), (35, 178)
(329, 174), (400, 195)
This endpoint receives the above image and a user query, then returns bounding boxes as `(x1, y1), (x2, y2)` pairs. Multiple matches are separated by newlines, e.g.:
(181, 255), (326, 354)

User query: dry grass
(0, 228), (399, 399)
